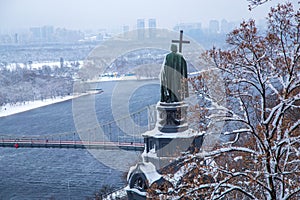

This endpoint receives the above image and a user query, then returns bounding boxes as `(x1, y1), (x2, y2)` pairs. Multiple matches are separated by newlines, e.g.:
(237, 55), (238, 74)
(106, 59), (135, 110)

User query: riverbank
(0, 91), (100, 118)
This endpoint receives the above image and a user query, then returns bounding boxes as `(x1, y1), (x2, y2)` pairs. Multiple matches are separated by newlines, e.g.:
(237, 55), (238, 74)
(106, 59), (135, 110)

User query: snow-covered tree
(148, 2), (300, 199)
(247, 0), (271, 10)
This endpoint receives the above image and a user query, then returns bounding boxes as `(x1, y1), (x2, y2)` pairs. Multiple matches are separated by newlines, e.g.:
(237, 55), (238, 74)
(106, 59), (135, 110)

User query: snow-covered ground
(0, 93), (92, 118)
(3, 61), (84, 71)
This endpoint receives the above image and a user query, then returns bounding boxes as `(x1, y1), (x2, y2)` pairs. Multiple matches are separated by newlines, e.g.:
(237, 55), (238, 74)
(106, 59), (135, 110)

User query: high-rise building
(209, 20), (219, 34)
(41, 26), (54, 42)
(148, 18), (156, 38)
(221, 19), (229, 33)
(123, 25), (129, 33)
(30, 27), (42, 42)
(137, 19), (145, 40)
(174, 22), (202, 32)
(14, 33), (18, 44)
(148, 18), (156, 28)
(29, 26), (54, 43)
(123, 25), (129, 38)
(173, 22), (202, 42)
(137, 19), (145, 29)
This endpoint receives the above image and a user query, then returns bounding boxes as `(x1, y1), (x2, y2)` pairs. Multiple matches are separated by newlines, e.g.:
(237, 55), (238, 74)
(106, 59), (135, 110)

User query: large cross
(171, 30), (190, 53)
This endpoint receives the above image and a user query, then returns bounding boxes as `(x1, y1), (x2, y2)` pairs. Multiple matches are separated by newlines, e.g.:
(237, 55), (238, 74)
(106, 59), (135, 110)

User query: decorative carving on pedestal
(157, 102), (188, 133)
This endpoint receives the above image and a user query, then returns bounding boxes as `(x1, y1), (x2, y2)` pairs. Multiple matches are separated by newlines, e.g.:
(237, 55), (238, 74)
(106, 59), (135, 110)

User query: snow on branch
(284, 119), (300, 136)
(263, 102), (283, 125)
(278, 134), (300, 147)
(283, 187), (300, 200)
(196, 146), (259, 158)
(223, 128), (252, 135)
(212, 184), (257, 200)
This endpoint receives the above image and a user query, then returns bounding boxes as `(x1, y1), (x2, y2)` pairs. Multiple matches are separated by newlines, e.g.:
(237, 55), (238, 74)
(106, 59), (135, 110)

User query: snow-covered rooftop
(142, 127), (204, 139)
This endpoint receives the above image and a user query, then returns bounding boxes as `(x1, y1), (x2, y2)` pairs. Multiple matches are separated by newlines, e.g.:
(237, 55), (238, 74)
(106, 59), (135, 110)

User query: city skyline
(1, 18), (243, 33)
(1, 0), (296, 33)
(0, 18), (248, 45)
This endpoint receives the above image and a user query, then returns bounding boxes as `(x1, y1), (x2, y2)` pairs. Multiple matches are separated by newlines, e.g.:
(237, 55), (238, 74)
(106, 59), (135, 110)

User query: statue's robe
(160, 52), (189, 103)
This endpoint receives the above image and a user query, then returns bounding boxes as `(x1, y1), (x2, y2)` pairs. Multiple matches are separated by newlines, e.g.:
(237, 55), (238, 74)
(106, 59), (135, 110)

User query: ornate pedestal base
(126, 101), (203, 200)
(157, 102), (188, 133)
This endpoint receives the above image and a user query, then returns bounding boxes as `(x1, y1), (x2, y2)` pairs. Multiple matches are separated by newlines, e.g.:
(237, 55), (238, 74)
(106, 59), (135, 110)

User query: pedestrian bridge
(0, 105), (157, 151)
(0, 138), (144, 151)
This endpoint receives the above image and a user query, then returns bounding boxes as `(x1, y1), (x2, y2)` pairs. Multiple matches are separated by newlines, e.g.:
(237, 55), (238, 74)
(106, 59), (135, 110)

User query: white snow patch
(125, 187), (146, 197)
(0, 93), (94, 118)
(140, 162), (161, 185)
(2, 61), (83, 71)
(103, 186), (127, 200)
(142, 127), (203, 139)
(127, 162), (161, 186)
(234, 156), (243, 162)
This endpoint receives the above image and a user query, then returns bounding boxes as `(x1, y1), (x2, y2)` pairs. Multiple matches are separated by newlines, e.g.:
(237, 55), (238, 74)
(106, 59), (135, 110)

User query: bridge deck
(0, 139), (145, 151)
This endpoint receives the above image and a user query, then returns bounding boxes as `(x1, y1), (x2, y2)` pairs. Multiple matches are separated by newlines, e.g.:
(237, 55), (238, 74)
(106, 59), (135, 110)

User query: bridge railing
(0, 105), (157, 147)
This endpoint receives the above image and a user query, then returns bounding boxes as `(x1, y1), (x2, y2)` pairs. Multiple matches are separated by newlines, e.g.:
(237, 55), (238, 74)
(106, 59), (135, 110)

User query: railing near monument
(0, 105), (157, 151)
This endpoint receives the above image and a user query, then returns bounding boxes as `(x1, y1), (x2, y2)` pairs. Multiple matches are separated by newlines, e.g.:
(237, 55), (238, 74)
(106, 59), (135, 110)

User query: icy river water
(0, 80), (160, 200)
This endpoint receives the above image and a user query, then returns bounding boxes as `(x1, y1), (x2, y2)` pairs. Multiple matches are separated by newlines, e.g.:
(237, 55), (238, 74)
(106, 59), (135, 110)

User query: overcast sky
(0, 0), (298, 32)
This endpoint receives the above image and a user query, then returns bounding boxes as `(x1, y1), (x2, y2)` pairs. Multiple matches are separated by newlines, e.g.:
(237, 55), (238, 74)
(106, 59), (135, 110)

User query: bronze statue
(160, 44), (189, 102)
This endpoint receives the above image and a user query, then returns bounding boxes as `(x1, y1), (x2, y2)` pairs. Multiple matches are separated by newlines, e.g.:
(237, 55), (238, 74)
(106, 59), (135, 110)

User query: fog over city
(0, 1), (299, 199)
(0, 0), (295, 32)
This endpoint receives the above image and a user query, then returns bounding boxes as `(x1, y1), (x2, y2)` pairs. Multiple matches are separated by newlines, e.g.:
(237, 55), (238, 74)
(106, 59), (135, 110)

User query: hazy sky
(0, 0), (298, 32)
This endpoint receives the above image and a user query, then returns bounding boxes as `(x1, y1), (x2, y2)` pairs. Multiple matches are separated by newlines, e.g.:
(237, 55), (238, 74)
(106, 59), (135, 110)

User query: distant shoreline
(87, 76), (159, 83)
(0, 91), (100, 118)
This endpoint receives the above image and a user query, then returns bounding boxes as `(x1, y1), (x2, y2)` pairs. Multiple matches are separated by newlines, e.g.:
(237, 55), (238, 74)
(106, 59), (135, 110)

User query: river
(0, 80), (160, 200)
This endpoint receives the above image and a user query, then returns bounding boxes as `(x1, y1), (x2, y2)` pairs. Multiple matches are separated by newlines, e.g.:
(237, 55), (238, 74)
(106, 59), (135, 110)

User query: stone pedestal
(157, 102), (188, 133)
(141, 101), (202, 169)
(126, 101), (203, 200)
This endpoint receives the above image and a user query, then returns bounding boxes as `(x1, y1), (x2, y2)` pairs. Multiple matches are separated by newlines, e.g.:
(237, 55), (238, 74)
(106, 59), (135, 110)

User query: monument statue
(160, 44), (189, 102)
(126, 31), (204, 200)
